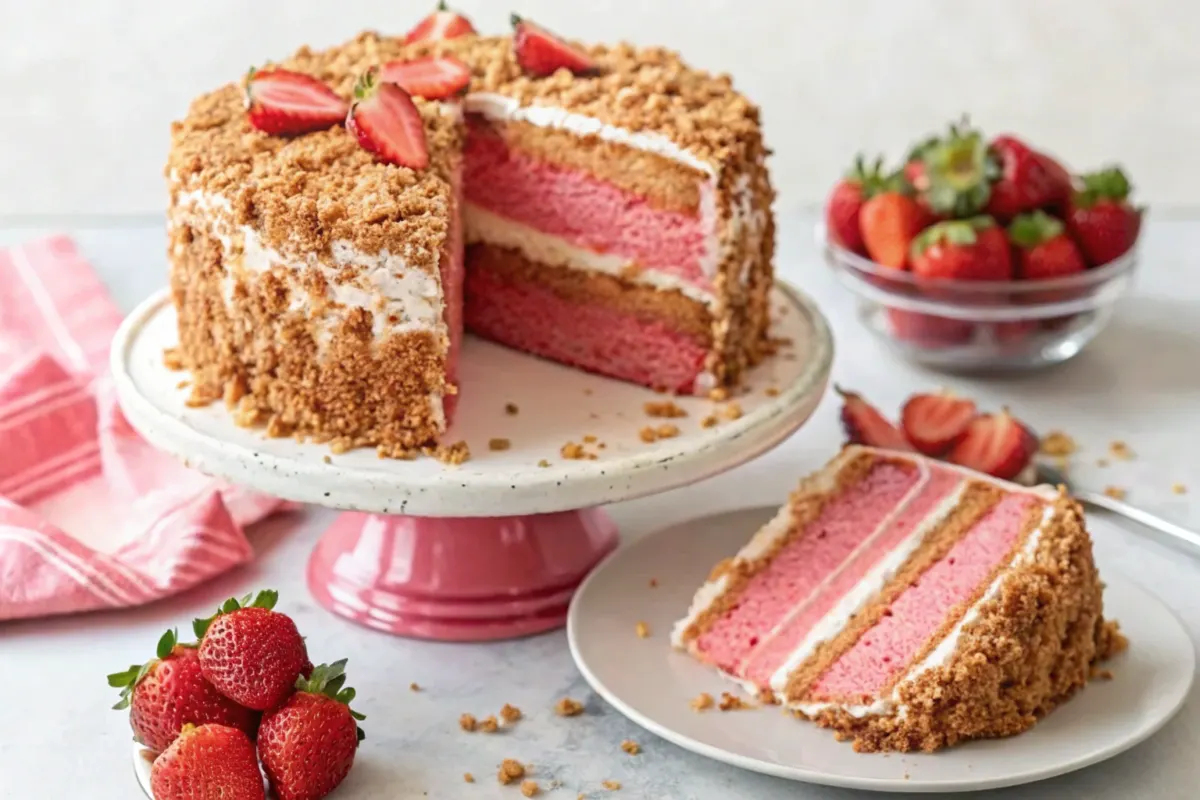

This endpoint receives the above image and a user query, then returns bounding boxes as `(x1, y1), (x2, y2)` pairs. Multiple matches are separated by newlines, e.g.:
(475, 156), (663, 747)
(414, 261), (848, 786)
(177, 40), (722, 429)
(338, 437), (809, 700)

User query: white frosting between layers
(669, 448), (860, 649)
(464, 203), (717, 308)
(766, 477), (970, 694)
(790, 500), (1056, 721)
(464, 92), (717, 177)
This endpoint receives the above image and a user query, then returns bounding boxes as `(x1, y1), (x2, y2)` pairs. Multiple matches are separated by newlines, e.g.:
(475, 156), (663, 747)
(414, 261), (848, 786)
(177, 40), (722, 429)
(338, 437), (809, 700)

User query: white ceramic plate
(567, 506), (1194, 793)
(111, 284), (832, 517)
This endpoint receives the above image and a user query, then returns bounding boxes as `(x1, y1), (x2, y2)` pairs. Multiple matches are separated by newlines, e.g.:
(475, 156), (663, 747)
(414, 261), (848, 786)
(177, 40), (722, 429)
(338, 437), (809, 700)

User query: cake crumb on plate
(690, 692), (714, 711)
(635, 621), (650, 638)
(555, 697), (584, 716)
(1039, 430), (1077, 456)
(489, 438), (511, 452)
(638, 426), (658, 443)
(700, 414), (718, 429)
(537, 459), (551, 468)
(1109, 440), (1134, 460)
(498, 759), (525, 785)
(765, 387), (780, 397)
(1104, 486), (1127, 501)
(655, 424), (680, 439)
(720, 402), (743, 421)
(561, 441), (587, 459)
(718, 691), (752, 711)
(644, 400), (687, 418)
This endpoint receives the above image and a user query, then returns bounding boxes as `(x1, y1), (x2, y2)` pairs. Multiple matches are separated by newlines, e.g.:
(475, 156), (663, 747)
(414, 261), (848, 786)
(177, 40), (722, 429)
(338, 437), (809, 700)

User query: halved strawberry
(836, 386), (914, 451)
(900, 391), (977, 456)
(245, 68), (348, 136)
(380, 56), (471, 101)
(511, 14), (598, 77)
(404, 1), (476, 44)
(947, 410), (1037, 480)
(346, 69), (429, 170)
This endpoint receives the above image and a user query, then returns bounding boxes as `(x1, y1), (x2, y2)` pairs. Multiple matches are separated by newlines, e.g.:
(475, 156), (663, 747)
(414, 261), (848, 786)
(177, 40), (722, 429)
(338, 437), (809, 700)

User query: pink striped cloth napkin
(0, 235), (288, 621)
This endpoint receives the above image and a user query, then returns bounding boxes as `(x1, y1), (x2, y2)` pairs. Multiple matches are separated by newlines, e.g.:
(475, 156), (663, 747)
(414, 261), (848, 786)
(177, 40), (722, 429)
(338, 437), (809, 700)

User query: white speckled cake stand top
(110, 282), (833, 641)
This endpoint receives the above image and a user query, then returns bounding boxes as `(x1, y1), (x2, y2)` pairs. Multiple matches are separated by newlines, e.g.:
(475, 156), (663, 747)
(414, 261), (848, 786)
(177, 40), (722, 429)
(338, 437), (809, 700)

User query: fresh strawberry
(194, 590), (308, 712)
(985, 135), (1071, 221)
(244, 69), (348, 136)
(380, 56), (471, 100)
(859, 188), (929, 269)
(109, 629), (259, 753)
(346, 68), (429, 170)
(150, 723), (265, 800)
(511, 14), (598, 77)
(404, 1), (476, 44)
(1067, 167), (1142, 266)
(1008, 210), (1086, 280)
(825, 155), (887, 256)
(920, 121), (997, 218)
(1038, 152), (1075, 207)
(910, 216), (1013, 281)
(836, 386), (914, 451)
(947, 410), (1037, 480)
(258, 660), (365, 800)
(900, 391), (978, 456)
(885, 309), (975, 347)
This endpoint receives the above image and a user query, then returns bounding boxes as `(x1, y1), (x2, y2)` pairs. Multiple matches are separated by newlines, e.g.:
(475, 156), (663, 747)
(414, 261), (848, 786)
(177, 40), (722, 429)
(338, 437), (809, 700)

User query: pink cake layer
(463, 252), (710, 393)
(810, 492), (1039, 701)
(462, 117), (713, 285)
(439, 164), (465, 424)
(738, 464), (963, 687)
(693, 462), (921, 674)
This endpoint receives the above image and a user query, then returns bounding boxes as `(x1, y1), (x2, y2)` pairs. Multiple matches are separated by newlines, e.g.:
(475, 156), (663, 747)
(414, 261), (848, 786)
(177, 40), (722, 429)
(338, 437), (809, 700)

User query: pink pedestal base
(306, 509), (619, 641)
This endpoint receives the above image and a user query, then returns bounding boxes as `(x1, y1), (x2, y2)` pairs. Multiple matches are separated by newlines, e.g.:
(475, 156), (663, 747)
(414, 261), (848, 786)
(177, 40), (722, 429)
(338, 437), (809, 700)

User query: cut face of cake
(672, 445), (1126, 753)
(166, 30), (773, 458)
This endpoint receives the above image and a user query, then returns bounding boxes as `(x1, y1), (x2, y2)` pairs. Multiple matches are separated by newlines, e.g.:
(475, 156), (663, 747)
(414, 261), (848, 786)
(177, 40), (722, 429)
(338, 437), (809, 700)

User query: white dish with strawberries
(822, 122), (1143, 371)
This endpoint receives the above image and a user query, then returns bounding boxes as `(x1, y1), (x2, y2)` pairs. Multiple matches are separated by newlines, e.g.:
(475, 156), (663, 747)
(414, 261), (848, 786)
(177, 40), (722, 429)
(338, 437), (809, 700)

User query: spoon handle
(1079, 491), (1200, 552)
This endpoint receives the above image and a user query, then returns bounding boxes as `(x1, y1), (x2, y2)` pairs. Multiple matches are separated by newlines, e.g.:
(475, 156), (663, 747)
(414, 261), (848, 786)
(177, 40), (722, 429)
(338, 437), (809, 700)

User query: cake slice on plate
(672, 445), (1126, 752)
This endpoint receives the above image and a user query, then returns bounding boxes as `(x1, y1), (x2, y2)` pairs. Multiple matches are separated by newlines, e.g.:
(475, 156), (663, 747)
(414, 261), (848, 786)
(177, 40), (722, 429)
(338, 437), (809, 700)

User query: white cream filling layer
(464, 203), (717, 308)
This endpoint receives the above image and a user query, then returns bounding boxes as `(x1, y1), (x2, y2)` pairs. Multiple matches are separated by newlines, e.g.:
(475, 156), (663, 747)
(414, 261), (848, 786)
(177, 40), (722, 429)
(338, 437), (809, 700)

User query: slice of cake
(166, 14), (774, 458)
(672, 445), (1126, 752)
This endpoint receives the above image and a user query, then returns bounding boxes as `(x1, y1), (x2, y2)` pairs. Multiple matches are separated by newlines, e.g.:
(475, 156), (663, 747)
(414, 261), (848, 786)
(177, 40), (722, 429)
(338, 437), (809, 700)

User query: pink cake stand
(110, 284), (833, 642)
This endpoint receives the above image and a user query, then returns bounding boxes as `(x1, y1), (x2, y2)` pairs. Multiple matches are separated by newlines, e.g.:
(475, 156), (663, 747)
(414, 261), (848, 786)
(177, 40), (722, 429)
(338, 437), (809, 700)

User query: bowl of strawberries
(820, 120), (1143, 371)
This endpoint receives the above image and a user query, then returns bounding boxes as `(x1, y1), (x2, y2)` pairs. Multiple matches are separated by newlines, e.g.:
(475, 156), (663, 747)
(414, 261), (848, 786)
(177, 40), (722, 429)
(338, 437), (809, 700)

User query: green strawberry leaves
(297, 659), (367, 741)
(107, 628), (188, 710)
(193, 589), (280, 639)
(1008, 210), (1064, 248)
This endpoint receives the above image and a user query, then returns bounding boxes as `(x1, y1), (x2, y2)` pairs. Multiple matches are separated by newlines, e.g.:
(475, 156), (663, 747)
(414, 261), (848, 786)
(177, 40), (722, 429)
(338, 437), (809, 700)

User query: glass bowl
(817, 224), (1139, 372)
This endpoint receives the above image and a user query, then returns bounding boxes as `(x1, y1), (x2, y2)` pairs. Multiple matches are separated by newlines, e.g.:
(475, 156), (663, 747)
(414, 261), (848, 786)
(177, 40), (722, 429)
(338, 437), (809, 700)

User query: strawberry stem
(298, 660), (368, 740)
(193, 589), (279, 638)
(1074, 166), (1132, 207)
(107, 627), (193, 710)
(1008, 210), (1064, 248)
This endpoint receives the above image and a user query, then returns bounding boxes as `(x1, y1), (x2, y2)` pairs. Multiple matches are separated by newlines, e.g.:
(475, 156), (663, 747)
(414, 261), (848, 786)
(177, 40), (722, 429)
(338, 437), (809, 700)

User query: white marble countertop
(2, 214), (1198, 799)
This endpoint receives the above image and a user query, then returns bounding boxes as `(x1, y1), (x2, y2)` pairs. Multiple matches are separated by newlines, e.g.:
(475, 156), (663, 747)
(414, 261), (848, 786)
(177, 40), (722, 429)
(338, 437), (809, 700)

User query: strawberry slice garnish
(900, 390), (978, 456)
(836, 386), (915, 451)
(346, 68), (429, 170)
(380, 56), (471, 101)
(947, 409), (1037, 480)
(404, 1), (477, 44)
(245, 68), (348, 136)
(511, 14), (598, 77)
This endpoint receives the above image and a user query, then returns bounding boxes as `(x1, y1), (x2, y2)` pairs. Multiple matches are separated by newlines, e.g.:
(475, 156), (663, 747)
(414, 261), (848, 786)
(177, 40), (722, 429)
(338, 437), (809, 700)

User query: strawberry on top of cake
(167, 8), (774, 459)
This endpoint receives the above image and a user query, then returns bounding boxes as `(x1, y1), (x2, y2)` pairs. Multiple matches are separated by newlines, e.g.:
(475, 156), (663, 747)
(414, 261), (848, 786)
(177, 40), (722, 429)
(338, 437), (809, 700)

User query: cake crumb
(555, 697), (585, 717)
(521, 779), (540, 797)
(644, 400), (688, 418)
(648, 577), (658, 588)
(498, 759), (525, 785)
(505, 402), (519, 416)
(638, 426), (658, 443)
(1109, 440), (1134, 460)
(500, 704), (523, 724)
(1104, 486), (1127, 501)
(718, 692), (751, 711)
(537, 459), (551, 468)
(602, 780), (622, 791)
(765, 387), (780, 397)
(561, 441), (587, 459)
(1090, 665), (1115, 680)
(708, 387), (728, 401)
(433, 441), (471, 465)
(489, 438), (511, 452)
(175, 379), (190, 390)
(162, 348), (184, 370)
(635, 621), (650, 638)
(409, 682), (420, 692)
(1172, 482), (1187, 494)
(463, 773), (475, 783)
(479, 715), (499, 733)
(584, 388), (593, 396)
(322, 455), (332, 465)
(459, 713), (477, 732)
(655, 424), (680, 439)
(1039, 430), (1077, 457)
(620, 739), (641, 755)
(583, 434), (598, 443)
(700, 414), (718, 429)
(720, 403), (743, 421)
(690, 692), (714, 711)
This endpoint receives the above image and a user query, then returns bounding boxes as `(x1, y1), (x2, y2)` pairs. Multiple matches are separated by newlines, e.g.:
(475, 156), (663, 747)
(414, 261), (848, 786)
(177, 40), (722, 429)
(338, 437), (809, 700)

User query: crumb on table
(498, 759), (526, 785)
(409, 682), (420, 692)
(500, 703), (523, 724)
(583, 434), (598, 443)
(555, 697), (585, 717)
(1039, 430), (1077, 457)
(1103, 486), (1127, 501)
(479, 715), (499, 733)
(635, 621), (650, 639)
(505, 402), (519, 416)
(459, 713), (477, 732)
(463, 772), (475, 783)
(690, 692), (714, 711)
(602, 779), (622, 791)
(621, 739), (641, 755)
(521, 779), (541, 797)
(1109, 440), (1135, 460)
(1172, 482), (1188, 495)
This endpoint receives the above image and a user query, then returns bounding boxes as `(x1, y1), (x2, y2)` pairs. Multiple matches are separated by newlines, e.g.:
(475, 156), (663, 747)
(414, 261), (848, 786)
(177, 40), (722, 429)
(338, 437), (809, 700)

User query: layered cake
(166, 10), (773, 458)
(672, 445), (1126, 752)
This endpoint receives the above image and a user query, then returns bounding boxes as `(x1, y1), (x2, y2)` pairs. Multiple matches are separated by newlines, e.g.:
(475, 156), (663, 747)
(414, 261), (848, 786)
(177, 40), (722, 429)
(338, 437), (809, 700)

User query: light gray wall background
(2, 0), (1197, 218)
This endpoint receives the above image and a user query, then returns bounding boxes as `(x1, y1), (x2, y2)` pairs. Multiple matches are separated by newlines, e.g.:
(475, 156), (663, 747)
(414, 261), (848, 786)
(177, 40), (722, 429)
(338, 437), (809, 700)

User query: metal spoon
(1036, 462), (1200, 553)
